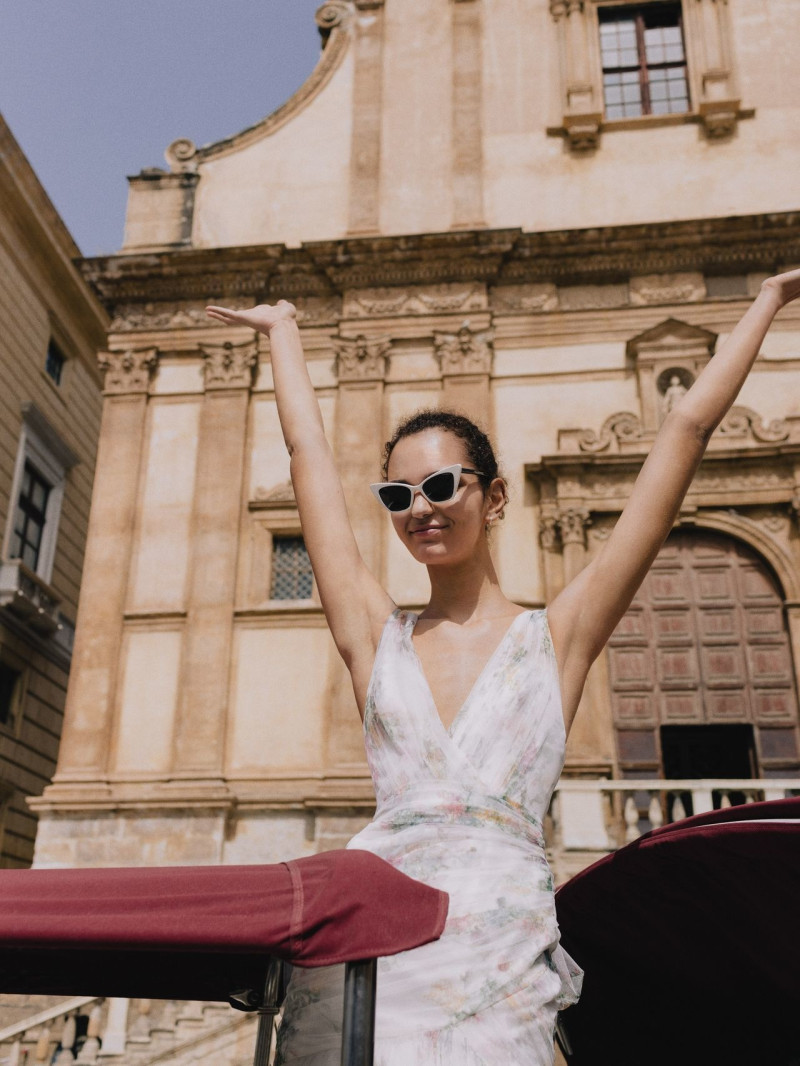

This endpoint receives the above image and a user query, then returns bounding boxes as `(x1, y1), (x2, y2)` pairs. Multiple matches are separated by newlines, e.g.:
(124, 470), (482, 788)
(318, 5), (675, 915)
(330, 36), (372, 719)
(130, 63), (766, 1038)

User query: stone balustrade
(549, 778), (799, 853)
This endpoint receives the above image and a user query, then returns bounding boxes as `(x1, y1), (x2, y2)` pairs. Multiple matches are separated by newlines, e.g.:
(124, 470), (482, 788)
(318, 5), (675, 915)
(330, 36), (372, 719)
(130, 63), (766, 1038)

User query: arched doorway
(608, 530), (800, 779)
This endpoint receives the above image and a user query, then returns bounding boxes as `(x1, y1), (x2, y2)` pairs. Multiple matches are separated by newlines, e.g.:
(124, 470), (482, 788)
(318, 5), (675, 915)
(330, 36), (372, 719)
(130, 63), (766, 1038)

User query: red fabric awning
(0, 849), (448, 1001)
(555, 796), (800, 1066)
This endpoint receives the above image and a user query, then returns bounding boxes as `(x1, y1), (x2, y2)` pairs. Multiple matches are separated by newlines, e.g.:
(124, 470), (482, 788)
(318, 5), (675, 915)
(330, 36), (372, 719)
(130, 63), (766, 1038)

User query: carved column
(326, 335), (391, 766)
(550, 1), (602, 151)
(52, 349), (158, 783)
(557, 507), (590, 583)
(348, 0), (386, 234)
(434, 322), (493, 428)
(170, 341), (257, 784)
(451, 0), (485, 228)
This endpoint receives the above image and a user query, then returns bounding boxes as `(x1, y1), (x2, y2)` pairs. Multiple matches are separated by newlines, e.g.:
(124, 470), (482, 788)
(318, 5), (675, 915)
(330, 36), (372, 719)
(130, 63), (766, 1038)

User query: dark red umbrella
(0, 849), (448, 1066)
(555, 796), (800, 1066)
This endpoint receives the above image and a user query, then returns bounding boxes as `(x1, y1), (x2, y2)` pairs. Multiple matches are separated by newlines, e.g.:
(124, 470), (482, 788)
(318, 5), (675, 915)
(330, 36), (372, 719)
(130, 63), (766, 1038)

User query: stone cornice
(80, 211), (800, 315)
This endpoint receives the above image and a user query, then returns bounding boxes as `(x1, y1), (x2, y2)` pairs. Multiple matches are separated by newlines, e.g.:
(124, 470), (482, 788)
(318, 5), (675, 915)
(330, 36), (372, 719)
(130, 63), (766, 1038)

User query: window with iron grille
(45, 341), (66, 386)
(599, 3), (689, 120)
(270, 536), (314, 600)
(10, 462), (51, 572)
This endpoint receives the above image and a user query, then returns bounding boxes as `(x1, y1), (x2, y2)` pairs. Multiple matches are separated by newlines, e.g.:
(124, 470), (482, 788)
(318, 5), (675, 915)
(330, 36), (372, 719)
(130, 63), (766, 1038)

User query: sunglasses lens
(378, 485), (413, 511)
(422, 470), (457, 503)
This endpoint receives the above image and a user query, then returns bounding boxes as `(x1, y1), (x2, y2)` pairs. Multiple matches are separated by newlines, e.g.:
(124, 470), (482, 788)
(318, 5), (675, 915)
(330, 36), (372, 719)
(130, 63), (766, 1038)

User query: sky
(0, 0), (324, 255)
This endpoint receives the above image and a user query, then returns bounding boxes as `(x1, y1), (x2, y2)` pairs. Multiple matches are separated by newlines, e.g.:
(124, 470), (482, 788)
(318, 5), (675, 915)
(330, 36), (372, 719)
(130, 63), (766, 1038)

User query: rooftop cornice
(79, 211), (800, 313)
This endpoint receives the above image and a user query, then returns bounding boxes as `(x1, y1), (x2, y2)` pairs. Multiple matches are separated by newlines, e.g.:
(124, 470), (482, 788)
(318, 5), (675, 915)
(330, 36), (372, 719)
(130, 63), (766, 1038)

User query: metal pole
(340, 959), (377, 1066)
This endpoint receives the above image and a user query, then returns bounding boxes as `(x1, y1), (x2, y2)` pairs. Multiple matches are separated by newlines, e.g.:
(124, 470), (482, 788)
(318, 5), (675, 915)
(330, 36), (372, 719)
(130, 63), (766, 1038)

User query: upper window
(599, 3), (689, 119)
(9, 462), (51, 572)
(270, 536), (314, 601)
(45, 340), (66, 386)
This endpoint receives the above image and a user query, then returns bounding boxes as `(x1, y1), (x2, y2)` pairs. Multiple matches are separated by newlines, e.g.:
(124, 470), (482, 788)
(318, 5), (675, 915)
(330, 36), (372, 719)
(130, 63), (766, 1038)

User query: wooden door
(608, 531), (800, 775)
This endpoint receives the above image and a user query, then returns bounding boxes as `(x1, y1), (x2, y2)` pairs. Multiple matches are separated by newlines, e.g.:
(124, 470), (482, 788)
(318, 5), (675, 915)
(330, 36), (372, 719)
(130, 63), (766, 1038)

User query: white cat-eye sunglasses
(370, 464), (485, 514)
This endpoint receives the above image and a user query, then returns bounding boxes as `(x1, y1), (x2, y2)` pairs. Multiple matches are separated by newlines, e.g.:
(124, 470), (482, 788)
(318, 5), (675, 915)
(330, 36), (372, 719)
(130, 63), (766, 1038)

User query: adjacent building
(0, 114), (107, 870)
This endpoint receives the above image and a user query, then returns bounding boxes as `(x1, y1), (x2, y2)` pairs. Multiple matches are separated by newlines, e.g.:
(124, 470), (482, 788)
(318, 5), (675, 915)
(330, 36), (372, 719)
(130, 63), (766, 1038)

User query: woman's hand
(205, 300), (297, 335)
(761, 267), (800, 309)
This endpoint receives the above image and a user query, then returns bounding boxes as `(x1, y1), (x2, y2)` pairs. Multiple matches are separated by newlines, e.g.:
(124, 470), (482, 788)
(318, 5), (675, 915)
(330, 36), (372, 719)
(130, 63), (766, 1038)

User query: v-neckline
(406, 610), (531, 737)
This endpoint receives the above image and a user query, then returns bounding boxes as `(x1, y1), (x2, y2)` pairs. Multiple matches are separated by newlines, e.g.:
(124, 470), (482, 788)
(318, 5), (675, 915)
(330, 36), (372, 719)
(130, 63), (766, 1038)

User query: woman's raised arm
(548, 269), (800, 728)
(206, 302), (393, 671)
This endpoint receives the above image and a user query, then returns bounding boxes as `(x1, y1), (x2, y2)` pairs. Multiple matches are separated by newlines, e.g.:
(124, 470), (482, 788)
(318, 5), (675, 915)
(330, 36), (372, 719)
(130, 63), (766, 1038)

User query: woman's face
(384, 429), (494, 566)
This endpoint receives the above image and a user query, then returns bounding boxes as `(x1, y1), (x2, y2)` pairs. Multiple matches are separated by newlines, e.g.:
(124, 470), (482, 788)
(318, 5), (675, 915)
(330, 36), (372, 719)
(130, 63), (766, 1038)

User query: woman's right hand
(205, 300), (297, 335)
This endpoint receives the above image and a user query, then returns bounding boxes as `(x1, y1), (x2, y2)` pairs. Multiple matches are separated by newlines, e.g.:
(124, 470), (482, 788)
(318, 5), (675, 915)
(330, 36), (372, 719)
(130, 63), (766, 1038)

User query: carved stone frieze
(343, 283), (486, 319)
(559, 284), (629, 312)
(252, 481), (297, 507)
(629, 273), (706, 306)
(434, 322), (493, 376)
(97, 348), (159, 395)
(490, 284), (558, 314)
(200, 340), (258, 390)
(335, 335), (392, 381)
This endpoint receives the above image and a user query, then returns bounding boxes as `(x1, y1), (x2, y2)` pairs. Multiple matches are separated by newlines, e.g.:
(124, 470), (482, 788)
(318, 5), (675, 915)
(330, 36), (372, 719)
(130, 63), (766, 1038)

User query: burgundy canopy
(0, 849), (448, 1001)
(555, 796), (800, 1066)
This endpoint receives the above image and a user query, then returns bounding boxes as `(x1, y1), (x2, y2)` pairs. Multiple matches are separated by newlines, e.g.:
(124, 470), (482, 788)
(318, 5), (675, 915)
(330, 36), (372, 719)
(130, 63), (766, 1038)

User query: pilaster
(169, 340), (257, 783)
(451, 0), (485, 228)
(347, 0), (386, 234)
(48, 349), (158, 784)
(326, 334), (391, 766)
(434, 321), (493, 428)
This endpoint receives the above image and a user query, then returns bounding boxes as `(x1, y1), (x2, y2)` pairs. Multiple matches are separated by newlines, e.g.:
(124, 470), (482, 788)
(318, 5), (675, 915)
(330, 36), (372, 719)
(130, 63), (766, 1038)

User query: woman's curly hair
(381, 409), (508, 513)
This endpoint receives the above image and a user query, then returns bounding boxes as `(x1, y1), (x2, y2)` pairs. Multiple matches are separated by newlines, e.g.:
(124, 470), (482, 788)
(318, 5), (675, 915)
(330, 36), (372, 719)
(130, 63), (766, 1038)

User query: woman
(207, 268), (800, 1065)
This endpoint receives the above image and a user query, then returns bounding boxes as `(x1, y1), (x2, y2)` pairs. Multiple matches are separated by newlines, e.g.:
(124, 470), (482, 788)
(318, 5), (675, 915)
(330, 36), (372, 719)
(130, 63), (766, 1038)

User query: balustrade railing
(549, 778), (799, 852)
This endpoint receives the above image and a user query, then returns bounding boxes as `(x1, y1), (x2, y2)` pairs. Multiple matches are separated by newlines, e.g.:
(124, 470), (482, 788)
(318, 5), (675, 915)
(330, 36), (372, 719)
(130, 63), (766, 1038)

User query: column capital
(335, 334), (391, 382)
(558, 507), (591, 546)
(98, 348), (158, 396)
(434, 321), (493, 376)
(200, 340), (258, 391)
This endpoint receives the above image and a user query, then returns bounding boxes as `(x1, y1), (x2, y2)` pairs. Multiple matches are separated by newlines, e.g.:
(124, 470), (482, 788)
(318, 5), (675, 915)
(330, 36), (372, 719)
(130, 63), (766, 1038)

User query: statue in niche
(657, 367), (694, 418)
(662, 375), (688, 414)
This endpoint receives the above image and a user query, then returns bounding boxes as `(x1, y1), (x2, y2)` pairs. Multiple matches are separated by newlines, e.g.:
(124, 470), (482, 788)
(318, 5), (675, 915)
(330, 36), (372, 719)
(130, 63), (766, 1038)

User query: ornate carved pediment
(200, 340), (258, 390)
(434, 322), (493, 376)
(97, 348), (158, 395)
(335, 335), (391, 381)
(627, 318), (718, 362)
(559, 405), (799, 456)
(561, 412), (645, 455)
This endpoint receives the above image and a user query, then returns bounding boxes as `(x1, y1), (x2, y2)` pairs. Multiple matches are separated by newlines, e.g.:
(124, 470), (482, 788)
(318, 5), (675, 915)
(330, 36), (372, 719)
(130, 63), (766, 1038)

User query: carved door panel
(608, 531), (800, 775)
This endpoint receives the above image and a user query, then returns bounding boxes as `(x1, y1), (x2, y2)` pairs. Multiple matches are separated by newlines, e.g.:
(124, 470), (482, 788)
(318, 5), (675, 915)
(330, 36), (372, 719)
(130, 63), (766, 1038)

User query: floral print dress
(276, 608), (583, 1066)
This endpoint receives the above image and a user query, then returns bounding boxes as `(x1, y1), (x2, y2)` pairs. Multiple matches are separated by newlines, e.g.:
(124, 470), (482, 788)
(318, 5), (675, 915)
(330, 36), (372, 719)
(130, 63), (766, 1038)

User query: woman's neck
(423, 552), (514, 625)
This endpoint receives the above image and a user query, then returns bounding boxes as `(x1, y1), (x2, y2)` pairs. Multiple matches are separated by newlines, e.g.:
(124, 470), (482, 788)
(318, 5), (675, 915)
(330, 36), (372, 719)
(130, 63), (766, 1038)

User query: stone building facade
(0, 116), (107, 869)
(30, 0), (800, 880)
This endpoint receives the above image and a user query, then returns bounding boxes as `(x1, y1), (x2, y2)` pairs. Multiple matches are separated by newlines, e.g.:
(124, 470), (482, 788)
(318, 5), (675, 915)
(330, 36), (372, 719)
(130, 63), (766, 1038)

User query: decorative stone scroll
(165, 138), (198, 175)
(434, 322), (493, 376)
(200, 340), (258, 390)
(334, 335), (392, 381)
(718, 406), (790, 444)
(576, 413), (645, 454)
(97, 348), (159, 395)
(316, 1), (352, 42)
